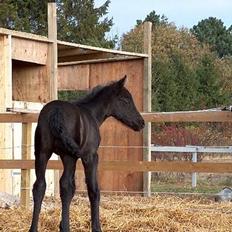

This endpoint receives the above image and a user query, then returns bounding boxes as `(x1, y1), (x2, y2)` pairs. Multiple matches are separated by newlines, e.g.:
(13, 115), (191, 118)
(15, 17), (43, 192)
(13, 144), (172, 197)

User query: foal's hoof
(59, 222), (70, 232)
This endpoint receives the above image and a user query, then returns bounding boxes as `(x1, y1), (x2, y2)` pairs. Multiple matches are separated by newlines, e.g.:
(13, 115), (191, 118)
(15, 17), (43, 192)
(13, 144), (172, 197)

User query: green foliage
(58, 90), (87, 101)
(0, 0), (116, 48)
(121, 12), (231, 112)
(0, 0), (48, 35)
(136, 10), (168, 27)
(56, 0), (117, 47)
(191, 17), (232, 58)
(153, 52), (198, 111)
(195, 54), (229, 108)
(215, 57), (232, 94)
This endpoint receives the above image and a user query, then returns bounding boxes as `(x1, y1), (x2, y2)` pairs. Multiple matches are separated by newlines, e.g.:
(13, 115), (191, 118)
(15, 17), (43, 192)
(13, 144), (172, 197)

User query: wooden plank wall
(58, 59), (144, 191)
(12, 37), (51, 103)
(12, 62), (50, 102)
(12, 37), (47, 65)
(58, 64), (90, 90)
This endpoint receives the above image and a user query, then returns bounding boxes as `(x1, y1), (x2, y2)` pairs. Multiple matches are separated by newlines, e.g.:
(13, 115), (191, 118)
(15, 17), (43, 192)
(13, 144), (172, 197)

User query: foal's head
(108, 76), (145, 131)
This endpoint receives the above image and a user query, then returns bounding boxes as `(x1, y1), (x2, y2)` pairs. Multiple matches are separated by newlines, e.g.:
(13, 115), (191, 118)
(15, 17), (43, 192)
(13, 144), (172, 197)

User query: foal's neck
(83, 100), (110, 126)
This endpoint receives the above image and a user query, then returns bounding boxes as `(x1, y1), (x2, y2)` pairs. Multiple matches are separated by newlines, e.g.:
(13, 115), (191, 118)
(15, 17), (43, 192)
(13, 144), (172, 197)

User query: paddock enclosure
(1, 2), (232, 214)
(0, 2), (152, 203)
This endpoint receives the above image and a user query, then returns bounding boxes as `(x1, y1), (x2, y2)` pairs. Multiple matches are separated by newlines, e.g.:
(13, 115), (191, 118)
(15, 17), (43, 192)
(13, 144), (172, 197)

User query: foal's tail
(49, 108), (81, 159)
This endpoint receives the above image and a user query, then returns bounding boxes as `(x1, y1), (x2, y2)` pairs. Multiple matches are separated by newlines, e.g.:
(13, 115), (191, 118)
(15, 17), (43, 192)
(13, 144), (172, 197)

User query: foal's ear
(111, 75), (127, 95)
(117, 75), (127, 89)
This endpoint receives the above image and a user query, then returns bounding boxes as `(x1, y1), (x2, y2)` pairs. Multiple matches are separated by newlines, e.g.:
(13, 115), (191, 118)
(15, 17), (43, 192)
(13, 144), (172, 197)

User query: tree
(195, 54), (229, 108)
(0, 0), (116, 48)
(122, 12), (230, 111)
(153, 52), (198, 112)
(136, 10), (168, 28)
(0, 0), (48, 35)
(191, 17), (232, 58)
(56, 0), (116, 47)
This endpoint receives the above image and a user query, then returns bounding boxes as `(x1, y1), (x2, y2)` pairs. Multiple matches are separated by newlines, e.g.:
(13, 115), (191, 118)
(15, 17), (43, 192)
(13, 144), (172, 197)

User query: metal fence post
(192, 151), (197, 188)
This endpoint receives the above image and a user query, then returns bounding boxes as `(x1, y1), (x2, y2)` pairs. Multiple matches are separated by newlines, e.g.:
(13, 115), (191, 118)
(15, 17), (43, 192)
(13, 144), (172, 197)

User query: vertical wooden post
(0, 34), (13, 193)
(143, 22), (152, 197)
(0, 35), (12, 108)
(48, 2), (58, 100)
(48, 2), (59, 197)
(21, 123), (32, 208)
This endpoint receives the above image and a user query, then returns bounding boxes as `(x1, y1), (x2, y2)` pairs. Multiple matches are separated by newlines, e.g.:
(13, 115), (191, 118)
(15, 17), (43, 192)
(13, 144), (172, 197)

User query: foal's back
(35, 100), (80, 156)
(35, 100), (100, 158)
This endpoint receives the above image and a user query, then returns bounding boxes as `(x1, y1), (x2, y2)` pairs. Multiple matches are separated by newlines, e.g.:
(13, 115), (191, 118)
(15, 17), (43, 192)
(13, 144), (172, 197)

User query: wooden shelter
(0, 3), (151, 195)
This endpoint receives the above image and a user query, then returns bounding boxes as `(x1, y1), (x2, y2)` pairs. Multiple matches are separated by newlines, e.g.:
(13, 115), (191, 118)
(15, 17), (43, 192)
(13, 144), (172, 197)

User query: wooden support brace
(20, 123), (32, 208)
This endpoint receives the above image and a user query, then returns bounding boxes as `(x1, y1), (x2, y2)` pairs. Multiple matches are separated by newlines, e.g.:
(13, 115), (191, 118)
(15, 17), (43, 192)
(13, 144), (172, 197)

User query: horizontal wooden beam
(0, 110), (231, 124)
(58, 40), (148, 58)
(59, 47), (99, 57)
(2, 160), (232, 173)
(8, 108), (40, 114)
(0, 113), (38, 123)
(99, 161), (232, 173)
(58, 51), (112, 63)
(142, 111), (232, 122)
(0, 27), (52, 43)
(58, 56), (144, 66)
(0, 160), (63, 169)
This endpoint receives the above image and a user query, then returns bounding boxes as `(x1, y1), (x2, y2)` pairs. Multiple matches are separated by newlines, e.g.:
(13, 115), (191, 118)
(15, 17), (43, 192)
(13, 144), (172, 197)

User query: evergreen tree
(196, 55), (228, 108)
(191, 17), (232, 58)
(136, 10), (168, 28)
(152, 58), (178, 112)
(56, 0), (116, 47)
(0, 0), (48, 35)
(153, 52), (198, 112)
(0, 0), (116, 48)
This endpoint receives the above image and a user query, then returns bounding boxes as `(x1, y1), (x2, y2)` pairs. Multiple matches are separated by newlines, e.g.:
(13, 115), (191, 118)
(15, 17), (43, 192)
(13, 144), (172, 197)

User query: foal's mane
(74, 81), (115, 105)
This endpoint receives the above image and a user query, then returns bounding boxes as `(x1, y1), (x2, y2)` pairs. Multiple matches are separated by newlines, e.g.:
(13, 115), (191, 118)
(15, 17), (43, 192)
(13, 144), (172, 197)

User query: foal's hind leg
(82, 153), (102, 232)
(59, 155), (77, 232)
(29, 151), (52, 232)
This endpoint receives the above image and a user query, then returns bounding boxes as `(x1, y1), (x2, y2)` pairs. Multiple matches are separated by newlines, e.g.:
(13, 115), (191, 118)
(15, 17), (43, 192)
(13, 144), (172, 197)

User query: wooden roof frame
(58, 40), (148, 58)
(0, 26), (148, 64)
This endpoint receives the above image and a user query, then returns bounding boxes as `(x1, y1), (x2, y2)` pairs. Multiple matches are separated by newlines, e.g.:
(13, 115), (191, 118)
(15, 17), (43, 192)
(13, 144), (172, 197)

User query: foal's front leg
(59, 155), (77, 232)
(82, 153), (101, 232)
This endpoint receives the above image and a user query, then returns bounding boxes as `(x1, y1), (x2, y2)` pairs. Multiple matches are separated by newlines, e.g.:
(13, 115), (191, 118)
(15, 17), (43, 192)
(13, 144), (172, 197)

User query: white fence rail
(150, 145), (232, 188)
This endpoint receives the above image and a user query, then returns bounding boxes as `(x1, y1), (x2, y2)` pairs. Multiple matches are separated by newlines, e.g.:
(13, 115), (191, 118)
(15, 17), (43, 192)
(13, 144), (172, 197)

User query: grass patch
(151, 174), (232, 194)
(151, 182), (222, 194)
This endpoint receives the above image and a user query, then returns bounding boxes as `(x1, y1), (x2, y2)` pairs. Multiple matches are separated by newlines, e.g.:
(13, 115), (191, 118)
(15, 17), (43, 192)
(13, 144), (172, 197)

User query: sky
(95, 0), (232, 37)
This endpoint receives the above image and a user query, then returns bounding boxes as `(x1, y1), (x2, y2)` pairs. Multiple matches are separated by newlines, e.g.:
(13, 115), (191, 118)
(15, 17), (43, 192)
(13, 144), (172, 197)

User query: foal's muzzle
(132, 117), (145, 131)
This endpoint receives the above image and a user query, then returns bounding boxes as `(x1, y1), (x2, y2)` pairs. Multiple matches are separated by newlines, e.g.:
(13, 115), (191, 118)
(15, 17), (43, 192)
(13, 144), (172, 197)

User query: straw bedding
(0, 195), (232, 232)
